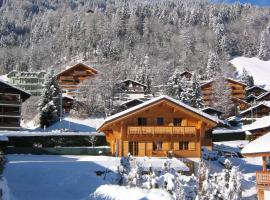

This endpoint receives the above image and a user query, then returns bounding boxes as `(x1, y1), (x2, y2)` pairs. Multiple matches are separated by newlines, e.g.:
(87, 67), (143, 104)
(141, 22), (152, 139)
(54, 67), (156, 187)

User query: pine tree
(212, 77), (233, 117)
(225, 166), (242, 200)
(241, 68), (254, 88)
(258, 27), (270, 61)
(190, 73), (203, 108)
(166, 69), (184, 100)
(39, 69), (61, 128)
(205, 51), (221, 80)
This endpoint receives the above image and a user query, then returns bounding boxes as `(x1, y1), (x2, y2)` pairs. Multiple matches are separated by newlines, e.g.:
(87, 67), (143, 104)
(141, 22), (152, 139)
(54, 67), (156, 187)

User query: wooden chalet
(118, 79), (146, 100)
(240, 103), (270, 118)
(242, 132), (270, 200)
(200, 78), (247, 107)
(180, 71), (193, 81)
(257, 92), (270, 102)
(0, 79), (31, 130)
(56, 63), (98, 96)
(246, 86), (268, 97)
(97, 95), (220, 157)
(119, 99), (144, 110)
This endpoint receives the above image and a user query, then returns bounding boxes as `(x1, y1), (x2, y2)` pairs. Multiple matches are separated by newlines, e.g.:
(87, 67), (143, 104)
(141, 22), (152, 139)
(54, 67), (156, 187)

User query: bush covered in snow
(118, 155), (198, 200)
(199, 158), (242, 200)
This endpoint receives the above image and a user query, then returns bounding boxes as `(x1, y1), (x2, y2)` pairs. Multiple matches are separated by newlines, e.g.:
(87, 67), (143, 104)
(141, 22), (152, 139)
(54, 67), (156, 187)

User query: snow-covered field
(2, 153), (261, 200)
(230, 56), (270, 89)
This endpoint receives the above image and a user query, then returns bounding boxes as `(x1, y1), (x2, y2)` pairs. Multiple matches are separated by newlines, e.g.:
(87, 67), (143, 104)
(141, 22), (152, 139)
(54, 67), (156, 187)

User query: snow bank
(93, 184), (173, 200)
(230, 57), (270, 89)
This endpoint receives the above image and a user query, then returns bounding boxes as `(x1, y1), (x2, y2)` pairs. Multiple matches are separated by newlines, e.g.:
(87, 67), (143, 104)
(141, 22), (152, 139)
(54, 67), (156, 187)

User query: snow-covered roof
(242, 115), (270, 131)
(1, 131), (104, 137)
(241, 132), (270, 155)
(213, 115), (270, 134)
(34, 117), (104, 133)
(119, 98), (144, 106)
(246, 85), (268, 92)
(56, 63), (98, 77)
(98, 95), (222, 130)
(239, 102), (270, 115)
(202, 107), (224, 114)
(200, 78), (246, 88)
(231, 56), (270, 89)
(120, 79), (147, 87)
(0, 79), (32, 97)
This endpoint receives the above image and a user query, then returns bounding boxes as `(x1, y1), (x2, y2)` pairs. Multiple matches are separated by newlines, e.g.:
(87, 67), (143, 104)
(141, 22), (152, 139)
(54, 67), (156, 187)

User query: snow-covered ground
(3, 155), (190, 200)
(230, 56), (270, 89)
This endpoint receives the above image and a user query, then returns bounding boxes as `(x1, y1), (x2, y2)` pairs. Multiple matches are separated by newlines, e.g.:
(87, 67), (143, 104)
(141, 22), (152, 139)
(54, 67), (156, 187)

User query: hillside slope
(230, 57), (270, 89)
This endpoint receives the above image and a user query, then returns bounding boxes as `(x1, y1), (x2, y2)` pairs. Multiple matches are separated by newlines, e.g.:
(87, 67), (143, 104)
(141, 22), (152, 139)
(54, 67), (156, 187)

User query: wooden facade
(117, 79), (146, 100)
(240, 103), (270, 118)
(200, 78), (247, 107)
(98, 95), (219, 157)
(56, 63), (98, 97)
(0, 80), (31, 130)
(257, 92), (270, 102)
(246, 86), (268, 97)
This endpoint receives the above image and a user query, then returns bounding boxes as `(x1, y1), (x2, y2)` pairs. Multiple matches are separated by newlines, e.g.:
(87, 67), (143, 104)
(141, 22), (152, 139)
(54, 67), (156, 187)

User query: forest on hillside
(0, 0), (270, 84)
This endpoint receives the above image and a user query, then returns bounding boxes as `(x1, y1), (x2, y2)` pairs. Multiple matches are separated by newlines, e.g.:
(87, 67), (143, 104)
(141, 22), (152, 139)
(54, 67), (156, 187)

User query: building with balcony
(200, 78), (247, 108)
(246, 86), (268, 98)
(116, 79), (147, 100)
(0, 79), (31, 130)
(242, 132), (270, 200)
(97, 95), (220, 157)
(7, 70), (46, 96)
(56, 63), (98, 97)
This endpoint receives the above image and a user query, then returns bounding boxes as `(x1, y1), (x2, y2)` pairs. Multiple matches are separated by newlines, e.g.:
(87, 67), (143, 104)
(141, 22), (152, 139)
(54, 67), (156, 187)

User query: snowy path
(3, 155), (119, 200)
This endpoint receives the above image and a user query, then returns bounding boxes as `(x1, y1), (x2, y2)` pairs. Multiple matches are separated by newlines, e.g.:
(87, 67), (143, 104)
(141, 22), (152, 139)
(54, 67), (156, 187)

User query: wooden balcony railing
(59, 76), (74, 81)
(256, 171), (270, 186)
(127, 126), (196, 136)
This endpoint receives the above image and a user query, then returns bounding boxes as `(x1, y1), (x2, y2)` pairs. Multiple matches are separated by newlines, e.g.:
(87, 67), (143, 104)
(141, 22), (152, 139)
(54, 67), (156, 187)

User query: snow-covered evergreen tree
(225, 166), (242, 200)
(212, 77), (233, 117)
(241, 68), (254, 88)
(205, 51), (221, 80)
(39, 68), (61, 128)
(166, 69), (184, 100)
(258, 26), (270, 61)
(190, 73), (203, 108)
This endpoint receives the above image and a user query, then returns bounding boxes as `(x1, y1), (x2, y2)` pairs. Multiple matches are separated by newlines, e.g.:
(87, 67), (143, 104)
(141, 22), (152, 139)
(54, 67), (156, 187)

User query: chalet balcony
(59, 76), (74, 81)
(127, 126), (197, 136)
(256, 171), (270, 188)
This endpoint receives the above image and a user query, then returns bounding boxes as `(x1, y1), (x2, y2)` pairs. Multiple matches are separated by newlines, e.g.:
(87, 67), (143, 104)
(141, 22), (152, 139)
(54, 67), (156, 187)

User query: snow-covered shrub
(118, 157), (198, 199)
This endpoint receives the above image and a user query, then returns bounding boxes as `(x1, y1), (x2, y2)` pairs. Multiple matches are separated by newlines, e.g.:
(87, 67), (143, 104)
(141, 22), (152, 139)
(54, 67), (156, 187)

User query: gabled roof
(200, 78), (247, 88)
(98, 95), (222, 131)
(241, 131), (270, 156)
(120, 98), (144, 106)
(202, 107), (224, 114)
(239, 102), (270, 115)
(257, 92), (270, 101)
(242, 115), (270, 132)
(56, 63), (98, 77)
(0, 79), (31, 101)
(180, 71), (193, 76)
(246, 85), (268, 92)
(120, 79), (147, 88)
(246, 94), (258, 100)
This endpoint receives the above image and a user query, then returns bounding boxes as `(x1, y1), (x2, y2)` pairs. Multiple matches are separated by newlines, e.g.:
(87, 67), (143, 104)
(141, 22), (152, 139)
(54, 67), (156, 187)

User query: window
(179, 141), (189, 150)
(138, 117), (147, 126)
(129, 141), (138, 156)
(156, 117), (164, 125)
(173, 118), (182, 126)
(153, 141), (163, 151)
